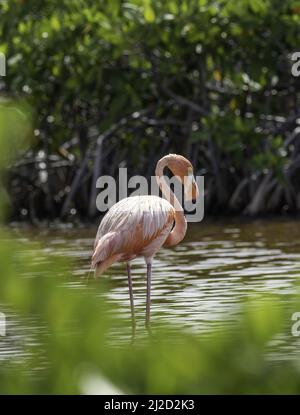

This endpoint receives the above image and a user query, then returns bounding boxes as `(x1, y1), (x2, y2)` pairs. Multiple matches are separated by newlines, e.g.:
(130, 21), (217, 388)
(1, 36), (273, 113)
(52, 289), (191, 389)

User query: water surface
(1, 218), (300, 362)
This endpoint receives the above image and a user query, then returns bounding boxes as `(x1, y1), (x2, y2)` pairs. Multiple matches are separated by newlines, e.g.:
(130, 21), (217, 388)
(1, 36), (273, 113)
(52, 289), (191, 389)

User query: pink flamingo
(91, 154), (199, 329)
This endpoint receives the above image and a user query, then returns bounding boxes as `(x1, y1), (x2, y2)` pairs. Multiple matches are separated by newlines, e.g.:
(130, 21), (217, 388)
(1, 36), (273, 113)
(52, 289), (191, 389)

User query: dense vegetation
(1, 0), (300, 220)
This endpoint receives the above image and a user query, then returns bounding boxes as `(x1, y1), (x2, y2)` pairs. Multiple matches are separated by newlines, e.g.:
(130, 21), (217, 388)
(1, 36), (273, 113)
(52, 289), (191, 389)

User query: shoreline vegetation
(1, 1), (300, 222)
(6, 213), (300, 229)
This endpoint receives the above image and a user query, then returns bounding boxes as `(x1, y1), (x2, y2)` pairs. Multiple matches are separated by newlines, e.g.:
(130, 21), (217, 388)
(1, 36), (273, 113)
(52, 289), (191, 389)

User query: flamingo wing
(92, 195), (175, 274)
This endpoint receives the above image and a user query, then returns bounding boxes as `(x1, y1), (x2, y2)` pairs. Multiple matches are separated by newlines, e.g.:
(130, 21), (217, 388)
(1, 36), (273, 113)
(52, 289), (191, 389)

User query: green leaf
(50, 16), (61, 31)
(144, 5), (155, 23)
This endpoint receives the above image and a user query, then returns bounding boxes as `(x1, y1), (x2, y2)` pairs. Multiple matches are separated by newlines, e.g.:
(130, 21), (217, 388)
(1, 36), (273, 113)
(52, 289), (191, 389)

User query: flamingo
(91, 154), (199, 330)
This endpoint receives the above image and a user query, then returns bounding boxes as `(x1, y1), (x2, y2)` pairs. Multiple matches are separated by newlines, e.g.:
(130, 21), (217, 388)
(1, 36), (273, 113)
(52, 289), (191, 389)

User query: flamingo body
(92, 195), (175, 275)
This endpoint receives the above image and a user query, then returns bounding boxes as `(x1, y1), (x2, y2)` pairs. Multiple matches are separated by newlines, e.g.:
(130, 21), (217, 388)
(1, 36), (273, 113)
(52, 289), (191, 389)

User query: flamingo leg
(127, 262), (135, 334)
(145, 261), (152, 331)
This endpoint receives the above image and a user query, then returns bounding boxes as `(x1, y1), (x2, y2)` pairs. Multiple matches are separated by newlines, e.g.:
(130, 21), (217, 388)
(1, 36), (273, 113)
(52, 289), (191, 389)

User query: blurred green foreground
(1, 104), (300, 394)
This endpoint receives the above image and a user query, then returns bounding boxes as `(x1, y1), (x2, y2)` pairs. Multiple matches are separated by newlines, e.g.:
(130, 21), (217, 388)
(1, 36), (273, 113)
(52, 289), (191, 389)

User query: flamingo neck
(155, 156), (187, 247)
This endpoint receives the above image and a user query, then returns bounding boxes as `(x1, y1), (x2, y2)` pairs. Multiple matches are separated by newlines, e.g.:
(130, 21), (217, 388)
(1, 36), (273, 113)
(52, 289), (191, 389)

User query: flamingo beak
(184, 172), (199, 202)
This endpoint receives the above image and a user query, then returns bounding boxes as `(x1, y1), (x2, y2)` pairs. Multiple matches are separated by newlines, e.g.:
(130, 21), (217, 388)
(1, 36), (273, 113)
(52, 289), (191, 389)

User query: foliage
(1, 0), (300, 217)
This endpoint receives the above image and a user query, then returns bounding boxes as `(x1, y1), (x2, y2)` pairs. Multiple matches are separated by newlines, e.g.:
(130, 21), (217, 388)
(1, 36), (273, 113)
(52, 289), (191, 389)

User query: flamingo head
(166, 154), (199, 202)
